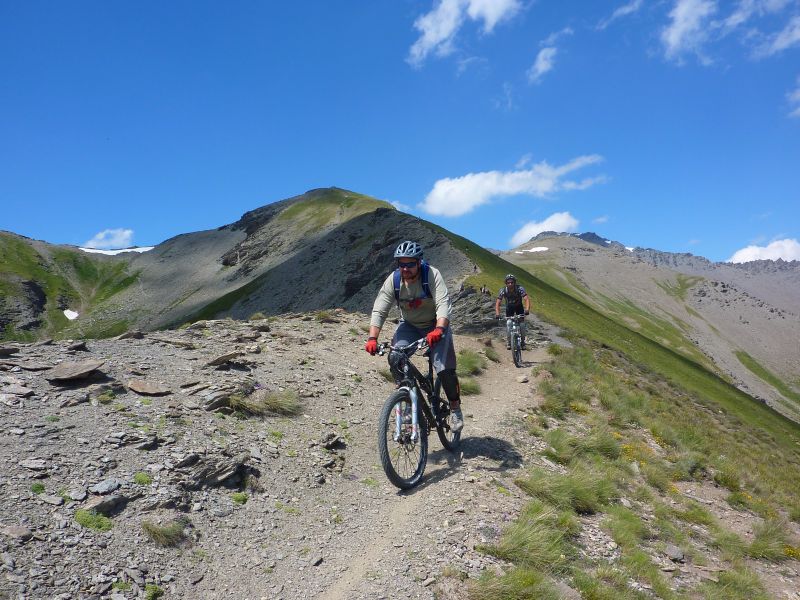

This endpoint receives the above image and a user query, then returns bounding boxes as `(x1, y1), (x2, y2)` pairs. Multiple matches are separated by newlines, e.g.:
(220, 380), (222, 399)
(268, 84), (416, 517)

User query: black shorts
(505, 304), (525, 317)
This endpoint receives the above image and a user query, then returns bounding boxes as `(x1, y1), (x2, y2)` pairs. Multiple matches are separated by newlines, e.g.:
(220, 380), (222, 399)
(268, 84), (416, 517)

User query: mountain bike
(503, 314), (525, 368)
(375, 338), (461, 489)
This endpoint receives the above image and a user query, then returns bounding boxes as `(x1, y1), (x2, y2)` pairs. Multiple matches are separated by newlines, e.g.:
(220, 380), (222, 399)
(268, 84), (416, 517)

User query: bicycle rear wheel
(433, 380), (461, 451)
(512, 334), (522, 368)
(378, 389), (428, 489)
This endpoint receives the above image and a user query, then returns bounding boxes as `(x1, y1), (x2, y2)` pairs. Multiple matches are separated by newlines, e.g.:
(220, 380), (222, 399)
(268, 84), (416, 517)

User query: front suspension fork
(394, 386), (420, 442)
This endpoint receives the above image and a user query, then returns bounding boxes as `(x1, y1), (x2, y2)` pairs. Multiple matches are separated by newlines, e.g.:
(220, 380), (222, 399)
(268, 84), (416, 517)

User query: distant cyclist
(364, 241), (464, 432)
(495, 274), (531, 349)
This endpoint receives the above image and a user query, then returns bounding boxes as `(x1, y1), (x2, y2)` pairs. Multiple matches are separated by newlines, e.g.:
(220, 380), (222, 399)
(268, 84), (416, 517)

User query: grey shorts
(392, 321), (457, 374)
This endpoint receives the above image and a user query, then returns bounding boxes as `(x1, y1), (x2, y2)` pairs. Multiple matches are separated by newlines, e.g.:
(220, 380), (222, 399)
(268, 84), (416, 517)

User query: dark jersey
(497, 285), (527, 308)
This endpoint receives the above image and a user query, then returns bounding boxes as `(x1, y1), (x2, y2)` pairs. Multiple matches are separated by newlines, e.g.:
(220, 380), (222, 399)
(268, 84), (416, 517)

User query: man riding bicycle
(364, 241), (464, 432)
(495, 274), (531, 350)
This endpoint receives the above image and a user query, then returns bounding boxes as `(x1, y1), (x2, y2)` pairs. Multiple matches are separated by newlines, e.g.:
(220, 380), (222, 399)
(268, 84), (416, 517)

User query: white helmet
(394, 241), (423, 259)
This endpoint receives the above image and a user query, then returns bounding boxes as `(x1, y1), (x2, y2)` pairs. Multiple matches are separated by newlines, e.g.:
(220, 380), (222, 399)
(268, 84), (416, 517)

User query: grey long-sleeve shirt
(370, 264), (451, 330)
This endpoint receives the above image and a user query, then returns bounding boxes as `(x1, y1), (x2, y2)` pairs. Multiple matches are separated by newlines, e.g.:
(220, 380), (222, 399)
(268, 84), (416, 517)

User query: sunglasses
(398, 261), (418, 269)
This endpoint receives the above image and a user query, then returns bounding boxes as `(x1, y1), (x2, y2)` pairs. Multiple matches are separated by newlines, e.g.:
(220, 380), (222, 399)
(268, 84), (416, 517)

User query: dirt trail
(316, 336), (550, 600)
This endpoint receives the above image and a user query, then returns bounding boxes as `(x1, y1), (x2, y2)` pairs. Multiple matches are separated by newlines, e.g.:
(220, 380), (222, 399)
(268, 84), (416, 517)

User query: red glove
(365, 338), (378, 355)
(426, 327), (445, 347)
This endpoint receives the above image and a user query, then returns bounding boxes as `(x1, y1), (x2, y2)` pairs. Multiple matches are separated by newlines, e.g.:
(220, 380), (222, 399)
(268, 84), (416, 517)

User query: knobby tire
(433, 379), (461, 451)
(512, 334), (522, 368)
(378, 389), (428, 489)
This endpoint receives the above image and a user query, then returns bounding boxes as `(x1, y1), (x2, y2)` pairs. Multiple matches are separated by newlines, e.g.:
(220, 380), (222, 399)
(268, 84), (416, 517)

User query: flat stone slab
(89, 478), (123, 495)
(20, 459), (48, 471)
(126, 380), (171, 396)
(46, 360), (105, 381)
(3, 385), (34, 397)
(13, 362), (51, 371)
(2, 526), (32, 542)
(84, 493), (127, 514)
(205, 352), (242, 367)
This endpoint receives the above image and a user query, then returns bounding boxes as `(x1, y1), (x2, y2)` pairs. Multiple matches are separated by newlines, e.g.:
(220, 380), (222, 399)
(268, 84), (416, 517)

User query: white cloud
(541, 27), (574, 47)
(83, 228), (134, 250)
(788, 76), (800, 117)
(515, 153), (532, 169)
(493, 81), (515, 110)
(408, 0), (522, 66)
(727, 238), (800, 262)
(597, 0), (644, 30)
(661, 0), (718, 64)
(757, 14), (800, 56)
(510, 212), (579, 247)
(719, 0), (791, 34)
(593, 215), (609, 224)
(456, 55), (488, 75)
(528, 47), (557, 83)
(391, 200), (412, 212)
(419, 154), (604, 217)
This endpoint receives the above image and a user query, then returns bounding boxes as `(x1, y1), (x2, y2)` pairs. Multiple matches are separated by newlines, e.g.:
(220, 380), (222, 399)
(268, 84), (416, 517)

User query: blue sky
(1, 0), (799, 263)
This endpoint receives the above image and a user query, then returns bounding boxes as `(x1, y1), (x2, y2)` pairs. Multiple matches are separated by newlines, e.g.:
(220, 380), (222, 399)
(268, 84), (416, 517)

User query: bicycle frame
(379, 339), (442, 442)
(505, 315), (524, 340)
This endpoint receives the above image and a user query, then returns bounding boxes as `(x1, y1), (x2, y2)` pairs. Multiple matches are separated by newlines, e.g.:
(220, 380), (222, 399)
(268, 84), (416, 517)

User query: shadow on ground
(399, 435), (523, 495)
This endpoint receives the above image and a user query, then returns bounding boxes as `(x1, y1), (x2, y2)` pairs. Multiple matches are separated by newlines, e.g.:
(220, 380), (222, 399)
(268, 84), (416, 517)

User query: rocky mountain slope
(1, 188), (476, 341)
(2, 313), (798, 599)
(504, 233), (800, 421)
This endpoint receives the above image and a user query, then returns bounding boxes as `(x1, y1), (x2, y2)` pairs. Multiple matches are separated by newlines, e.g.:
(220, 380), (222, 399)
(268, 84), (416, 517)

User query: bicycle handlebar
(376, 337), (429, 357)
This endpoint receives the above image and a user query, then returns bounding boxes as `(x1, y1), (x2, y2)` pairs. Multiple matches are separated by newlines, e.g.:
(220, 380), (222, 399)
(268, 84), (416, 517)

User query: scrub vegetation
(470, 342), (800, 598)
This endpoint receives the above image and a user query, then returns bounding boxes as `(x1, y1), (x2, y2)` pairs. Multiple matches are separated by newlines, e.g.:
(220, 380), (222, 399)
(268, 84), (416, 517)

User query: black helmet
(394, 241), (423, 259)
(505, 274), (516, 283)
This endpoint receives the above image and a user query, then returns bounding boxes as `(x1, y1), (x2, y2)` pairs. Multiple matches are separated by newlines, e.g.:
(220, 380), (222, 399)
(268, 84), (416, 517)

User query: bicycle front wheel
(378, 389), (428, 489)
(512, 334), (522, 368)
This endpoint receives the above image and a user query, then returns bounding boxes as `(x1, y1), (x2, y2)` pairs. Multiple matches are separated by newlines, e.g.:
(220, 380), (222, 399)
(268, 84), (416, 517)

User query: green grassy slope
(274, 188), (391, 235)
(0, 233), (139, 340)
(432, 225), (800, 442)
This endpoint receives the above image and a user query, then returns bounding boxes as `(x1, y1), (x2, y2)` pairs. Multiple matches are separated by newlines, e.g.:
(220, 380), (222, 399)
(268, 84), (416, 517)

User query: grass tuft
(231, 492), (249, 505)
(75, 509), (113, 531)
(133, 472), (153, 485)
(30, 482), (45, 495)
(459, 376), (481, 395)
(747, 519), (791, 561)
(141, 518), (189, 547)
(515, 467), (616, 514)
(457, 349), (487, 376)
(699, 568), (770, 600)
(470, 567), (562, 600)
(484, 346), (501, 363)
(144, 584), (165, 600)
(603, 505), (649, 550)
(476, 501), (573, 572)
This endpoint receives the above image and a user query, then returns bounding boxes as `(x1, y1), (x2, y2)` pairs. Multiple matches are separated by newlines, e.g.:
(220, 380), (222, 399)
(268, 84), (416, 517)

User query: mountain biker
(364, 240), (464, 433)
(495, 274), (531, 350)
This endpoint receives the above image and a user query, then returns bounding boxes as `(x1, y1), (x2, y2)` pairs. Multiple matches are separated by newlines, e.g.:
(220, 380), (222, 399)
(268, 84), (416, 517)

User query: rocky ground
(1, 311), (798, 599)
(0, 310), (551, 600)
